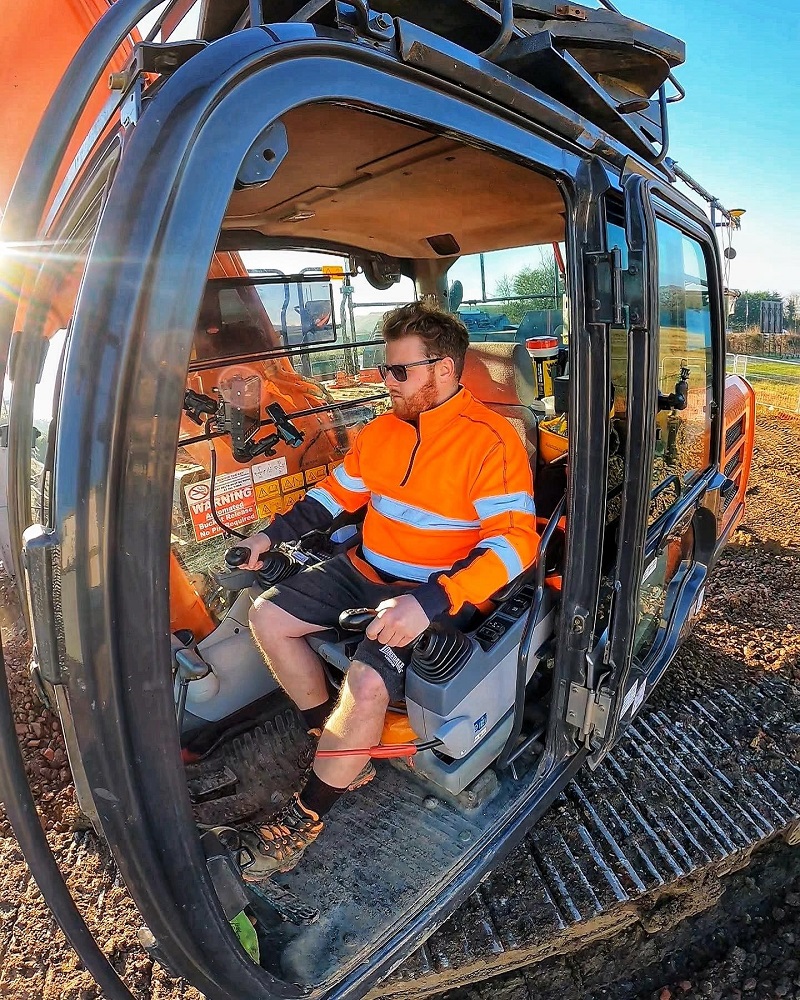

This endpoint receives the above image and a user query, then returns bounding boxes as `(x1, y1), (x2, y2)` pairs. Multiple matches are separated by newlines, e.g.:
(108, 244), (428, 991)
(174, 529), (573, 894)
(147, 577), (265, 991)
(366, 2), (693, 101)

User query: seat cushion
(461, 342), (537, 406)
(461, 343), (538, 468)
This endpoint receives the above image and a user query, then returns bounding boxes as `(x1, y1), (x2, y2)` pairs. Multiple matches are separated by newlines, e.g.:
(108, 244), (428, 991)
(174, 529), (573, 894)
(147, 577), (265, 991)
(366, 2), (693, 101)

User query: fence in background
(727, 354), (800, 414)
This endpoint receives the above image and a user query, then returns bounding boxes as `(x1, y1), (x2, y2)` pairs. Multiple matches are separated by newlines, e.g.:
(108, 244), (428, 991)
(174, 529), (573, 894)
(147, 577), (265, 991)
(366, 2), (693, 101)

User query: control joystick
(411, 625), (473, 683)
(339, 608), (378, 632)
(225, 546), (252, 568)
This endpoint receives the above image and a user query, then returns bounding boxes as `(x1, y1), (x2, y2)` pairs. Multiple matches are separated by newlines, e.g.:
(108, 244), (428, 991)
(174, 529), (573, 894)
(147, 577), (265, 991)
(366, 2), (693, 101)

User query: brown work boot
(230, 794), (325, 879)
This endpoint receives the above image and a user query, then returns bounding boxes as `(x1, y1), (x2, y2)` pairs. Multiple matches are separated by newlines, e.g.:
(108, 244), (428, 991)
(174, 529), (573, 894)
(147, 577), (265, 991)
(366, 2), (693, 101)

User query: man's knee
(346, 661), (390, 710)
(249, 597), (283, 639)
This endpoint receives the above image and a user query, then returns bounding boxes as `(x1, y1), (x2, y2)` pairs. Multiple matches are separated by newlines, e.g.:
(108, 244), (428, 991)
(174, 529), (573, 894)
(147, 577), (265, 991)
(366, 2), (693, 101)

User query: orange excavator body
(0, 0), (133, 215)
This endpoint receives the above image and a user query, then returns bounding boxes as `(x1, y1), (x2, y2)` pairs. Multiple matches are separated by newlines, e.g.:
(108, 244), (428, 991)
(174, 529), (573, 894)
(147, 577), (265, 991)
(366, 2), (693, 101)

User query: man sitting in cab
(233, 302), (539, 877)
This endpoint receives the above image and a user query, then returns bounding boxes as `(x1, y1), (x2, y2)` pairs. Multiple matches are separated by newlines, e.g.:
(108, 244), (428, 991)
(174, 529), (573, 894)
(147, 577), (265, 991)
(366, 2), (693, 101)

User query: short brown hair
(382, 302), (470, 379)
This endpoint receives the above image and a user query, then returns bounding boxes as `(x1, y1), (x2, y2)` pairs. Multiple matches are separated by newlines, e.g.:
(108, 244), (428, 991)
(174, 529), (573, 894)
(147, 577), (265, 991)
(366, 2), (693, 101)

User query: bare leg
(249, 597), (328, 710)
(313, 661), (389, 790)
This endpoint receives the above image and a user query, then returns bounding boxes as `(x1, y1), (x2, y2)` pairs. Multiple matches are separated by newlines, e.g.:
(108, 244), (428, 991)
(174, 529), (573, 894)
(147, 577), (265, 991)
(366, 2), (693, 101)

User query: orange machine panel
(719, 374), (756, 538)
(0, 1), (134, 212)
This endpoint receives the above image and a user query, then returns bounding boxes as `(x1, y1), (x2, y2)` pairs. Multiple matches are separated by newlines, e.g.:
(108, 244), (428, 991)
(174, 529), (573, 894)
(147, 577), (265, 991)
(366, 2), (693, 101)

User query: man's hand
(235, 532), (272, 570)
(365, 595), (430, 647)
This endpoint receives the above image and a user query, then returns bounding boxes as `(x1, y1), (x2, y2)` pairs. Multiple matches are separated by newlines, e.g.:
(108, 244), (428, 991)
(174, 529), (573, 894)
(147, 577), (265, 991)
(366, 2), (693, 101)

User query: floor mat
(184, 700), (539, 986)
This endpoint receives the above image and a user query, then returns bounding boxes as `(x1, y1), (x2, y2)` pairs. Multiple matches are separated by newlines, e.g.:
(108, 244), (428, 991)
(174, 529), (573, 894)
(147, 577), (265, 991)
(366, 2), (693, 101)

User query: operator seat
(460, 342), (538, 473)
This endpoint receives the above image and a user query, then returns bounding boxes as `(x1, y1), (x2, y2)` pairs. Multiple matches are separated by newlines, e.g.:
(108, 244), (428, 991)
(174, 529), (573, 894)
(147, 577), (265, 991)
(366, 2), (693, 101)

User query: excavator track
(374, 673), (800, 998)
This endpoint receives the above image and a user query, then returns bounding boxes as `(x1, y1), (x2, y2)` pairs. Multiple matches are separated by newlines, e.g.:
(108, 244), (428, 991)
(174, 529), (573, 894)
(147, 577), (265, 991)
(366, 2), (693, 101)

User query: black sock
(300, 769), (346, 818)
(300, 698), (335, 733)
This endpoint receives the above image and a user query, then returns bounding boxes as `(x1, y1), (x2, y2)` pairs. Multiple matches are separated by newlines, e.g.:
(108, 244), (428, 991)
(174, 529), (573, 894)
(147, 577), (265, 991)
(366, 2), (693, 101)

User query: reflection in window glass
(652, 220), (713, 523)
(604, 210), (713, 664)
(175, 249), (403, 622)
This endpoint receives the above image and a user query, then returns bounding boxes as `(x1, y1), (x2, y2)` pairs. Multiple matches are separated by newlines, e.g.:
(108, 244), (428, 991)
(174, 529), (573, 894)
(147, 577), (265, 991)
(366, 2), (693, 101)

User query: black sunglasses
(377, 358), (442, 383)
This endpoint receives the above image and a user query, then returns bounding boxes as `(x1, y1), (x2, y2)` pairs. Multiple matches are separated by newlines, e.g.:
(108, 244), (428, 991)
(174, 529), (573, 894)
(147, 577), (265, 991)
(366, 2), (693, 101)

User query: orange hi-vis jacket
(264, 387), (539, 619)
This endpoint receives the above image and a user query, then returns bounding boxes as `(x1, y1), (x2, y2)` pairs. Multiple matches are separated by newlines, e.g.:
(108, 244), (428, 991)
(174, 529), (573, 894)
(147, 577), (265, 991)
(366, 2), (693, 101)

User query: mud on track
(0, 413), (797, 1000)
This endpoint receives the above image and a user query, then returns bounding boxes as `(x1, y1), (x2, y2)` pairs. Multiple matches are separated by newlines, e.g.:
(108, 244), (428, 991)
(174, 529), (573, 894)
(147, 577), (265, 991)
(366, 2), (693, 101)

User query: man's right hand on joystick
(226, 533), (272, 571)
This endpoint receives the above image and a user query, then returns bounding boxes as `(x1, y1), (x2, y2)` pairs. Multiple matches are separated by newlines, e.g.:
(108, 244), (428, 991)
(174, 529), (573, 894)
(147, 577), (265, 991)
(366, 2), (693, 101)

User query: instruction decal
(252, 456), (288, 484)
(184, 469), (257, 542)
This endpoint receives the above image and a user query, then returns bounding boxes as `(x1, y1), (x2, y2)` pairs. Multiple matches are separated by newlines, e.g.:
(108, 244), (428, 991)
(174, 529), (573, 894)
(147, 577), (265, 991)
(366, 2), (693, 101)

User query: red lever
(316, 743), (421, 759)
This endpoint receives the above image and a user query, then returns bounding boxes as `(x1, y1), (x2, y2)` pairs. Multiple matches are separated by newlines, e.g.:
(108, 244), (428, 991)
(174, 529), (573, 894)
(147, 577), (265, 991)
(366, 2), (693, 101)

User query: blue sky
(627, 0), (799, 297)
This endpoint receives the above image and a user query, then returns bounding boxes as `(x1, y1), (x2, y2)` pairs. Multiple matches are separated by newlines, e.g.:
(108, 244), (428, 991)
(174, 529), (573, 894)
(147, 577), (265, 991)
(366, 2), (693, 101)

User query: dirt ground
(0, 412), (798, 1000)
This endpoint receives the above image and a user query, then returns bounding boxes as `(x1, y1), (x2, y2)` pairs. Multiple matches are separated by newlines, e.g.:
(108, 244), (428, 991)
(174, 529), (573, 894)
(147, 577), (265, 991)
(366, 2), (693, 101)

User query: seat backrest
(461, 342), (538, 468)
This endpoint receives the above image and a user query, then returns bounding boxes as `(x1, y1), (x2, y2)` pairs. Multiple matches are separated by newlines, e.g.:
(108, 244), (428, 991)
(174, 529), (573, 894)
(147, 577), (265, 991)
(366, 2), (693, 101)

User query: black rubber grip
(338, 608), (377, 632)
(225, 546), (251, 568)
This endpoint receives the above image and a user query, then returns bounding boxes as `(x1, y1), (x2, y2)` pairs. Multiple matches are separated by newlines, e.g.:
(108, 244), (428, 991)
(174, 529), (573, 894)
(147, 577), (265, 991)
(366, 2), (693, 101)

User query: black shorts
(259, 554), (452, 701)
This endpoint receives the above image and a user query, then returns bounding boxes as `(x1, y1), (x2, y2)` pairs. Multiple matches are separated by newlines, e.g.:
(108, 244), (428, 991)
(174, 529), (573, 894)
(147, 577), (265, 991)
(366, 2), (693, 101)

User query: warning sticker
(282, 489), (306, 512)
(251, 456), (288, 484)
(280, 472), (305, 493)
(257, 497), (284, 520)
(184, 469), (257, 542)
(254, 479), (280, 502)
(304, 465), (327, 486)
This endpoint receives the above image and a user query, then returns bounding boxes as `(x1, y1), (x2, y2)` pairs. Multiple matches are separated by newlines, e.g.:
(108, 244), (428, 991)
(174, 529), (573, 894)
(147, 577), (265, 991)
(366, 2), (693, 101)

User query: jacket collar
(416, 386), (472, 435)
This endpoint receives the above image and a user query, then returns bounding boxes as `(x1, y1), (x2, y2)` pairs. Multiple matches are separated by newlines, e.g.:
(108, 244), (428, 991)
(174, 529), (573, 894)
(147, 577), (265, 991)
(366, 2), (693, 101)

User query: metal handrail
(480, 0), (515, 61)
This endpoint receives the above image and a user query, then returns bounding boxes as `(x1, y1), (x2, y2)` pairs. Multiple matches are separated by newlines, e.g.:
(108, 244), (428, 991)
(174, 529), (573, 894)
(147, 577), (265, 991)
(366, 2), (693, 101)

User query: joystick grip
(225, 546), (251, 568)
(339, 608), (377, 632)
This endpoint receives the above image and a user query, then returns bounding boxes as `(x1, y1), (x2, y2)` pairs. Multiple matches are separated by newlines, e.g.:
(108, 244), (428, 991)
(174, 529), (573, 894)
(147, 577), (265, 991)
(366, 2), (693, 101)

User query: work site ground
(0, 411), (798, 1000)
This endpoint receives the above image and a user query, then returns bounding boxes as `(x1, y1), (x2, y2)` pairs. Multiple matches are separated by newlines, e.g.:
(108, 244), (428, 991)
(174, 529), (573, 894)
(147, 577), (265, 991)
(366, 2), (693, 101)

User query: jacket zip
(400, 428), (421, 486)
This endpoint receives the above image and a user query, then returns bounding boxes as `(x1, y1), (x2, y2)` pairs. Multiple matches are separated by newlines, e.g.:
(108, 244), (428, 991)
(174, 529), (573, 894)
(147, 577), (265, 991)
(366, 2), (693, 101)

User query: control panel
(473, 586), (534, 651)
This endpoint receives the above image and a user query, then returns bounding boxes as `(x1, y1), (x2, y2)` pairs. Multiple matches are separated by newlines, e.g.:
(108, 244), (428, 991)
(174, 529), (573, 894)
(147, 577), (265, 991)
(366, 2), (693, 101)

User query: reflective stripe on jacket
(303, 387), (539, 616)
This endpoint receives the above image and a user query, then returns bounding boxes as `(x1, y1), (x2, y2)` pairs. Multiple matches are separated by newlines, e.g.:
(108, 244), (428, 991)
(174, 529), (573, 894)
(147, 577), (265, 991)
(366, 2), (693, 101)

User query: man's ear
(438, 355), (456, 381)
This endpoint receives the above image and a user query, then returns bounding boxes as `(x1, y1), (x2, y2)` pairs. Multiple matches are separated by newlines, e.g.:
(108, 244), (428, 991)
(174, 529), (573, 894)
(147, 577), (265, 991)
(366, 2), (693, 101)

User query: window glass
(193, 276), (340, 364)
(32, 328), (67, 527)
(173, 249), (409, 622)
(651, 219), (713, 522)
(446, 243), (566, 343)
(605, 211), (714, 661)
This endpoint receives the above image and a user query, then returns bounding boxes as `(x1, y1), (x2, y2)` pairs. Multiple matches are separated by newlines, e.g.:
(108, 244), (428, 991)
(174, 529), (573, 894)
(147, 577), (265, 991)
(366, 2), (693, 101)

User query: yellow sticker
(304, 465), (327, 485)
(282, 489), (306, 511)
(254, 480), (280, 501)
(257, 497), (284, 519)
(280, 472), (305, 493)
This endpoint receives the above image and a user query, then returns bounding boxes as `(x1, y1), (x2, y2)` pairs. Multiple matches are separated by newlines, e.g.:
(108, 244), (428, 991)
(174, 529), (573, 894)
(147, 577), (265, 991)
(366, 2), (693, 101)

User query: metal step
(376, 675), (800, 997)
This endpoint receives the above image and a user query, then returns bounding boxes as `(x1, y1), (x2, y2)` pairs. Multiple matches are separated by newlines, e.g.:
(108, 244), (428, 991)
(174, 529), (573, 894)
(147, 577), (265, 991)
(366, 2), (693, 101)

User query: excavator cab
(0, 1), (756, 998)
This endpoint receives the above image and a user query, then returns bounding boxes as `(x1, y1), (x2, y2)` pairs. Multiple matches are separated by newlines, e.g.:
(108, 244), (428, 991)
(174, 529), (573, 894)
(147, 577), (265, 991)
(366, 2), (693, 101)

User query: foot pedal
(247, 879), (319, 925)
(187, 765), (238, 803)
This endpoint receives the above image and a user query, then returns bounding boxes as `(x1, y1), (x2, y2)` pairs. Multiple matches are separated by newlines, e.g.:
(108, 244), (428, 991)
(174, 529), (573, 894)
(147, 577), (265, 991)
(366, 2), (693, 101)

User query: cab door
(587, 172), (724, 763)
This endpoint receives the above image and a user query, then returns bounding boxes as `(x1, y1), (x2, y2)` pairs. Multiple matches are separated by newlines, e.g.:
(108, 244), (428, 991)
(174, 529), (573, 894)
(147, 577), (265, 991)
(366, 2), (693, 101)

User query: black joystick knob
(225, 546), (251, 568)
(339, 608), (377, 632)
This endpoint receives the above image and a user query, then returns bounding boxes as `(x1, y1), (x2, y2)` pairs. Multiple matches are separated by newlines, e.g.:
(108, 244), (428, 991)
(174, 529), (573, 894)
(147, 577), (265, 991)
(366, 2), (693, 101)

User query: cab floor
(185, 702), (539, 986)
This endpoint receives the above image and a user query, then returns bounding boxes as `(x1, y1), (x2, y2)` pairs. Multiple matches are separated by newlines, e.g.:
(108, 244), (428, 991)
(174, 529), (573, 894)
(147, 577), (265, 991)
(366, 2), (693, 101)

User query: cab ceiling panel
(223, 105), (565, 257)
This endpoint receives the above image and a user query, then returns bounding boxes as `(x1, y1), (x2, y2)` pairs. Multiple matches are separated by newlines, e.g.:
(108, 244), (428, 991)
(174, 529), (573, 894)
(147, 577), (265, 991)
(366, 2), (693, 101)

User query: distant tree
(786, 296), (797, 332)
(33, 433), (48, 465)
(495, 249), (560, 323)
(729, 289), (782, 331)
